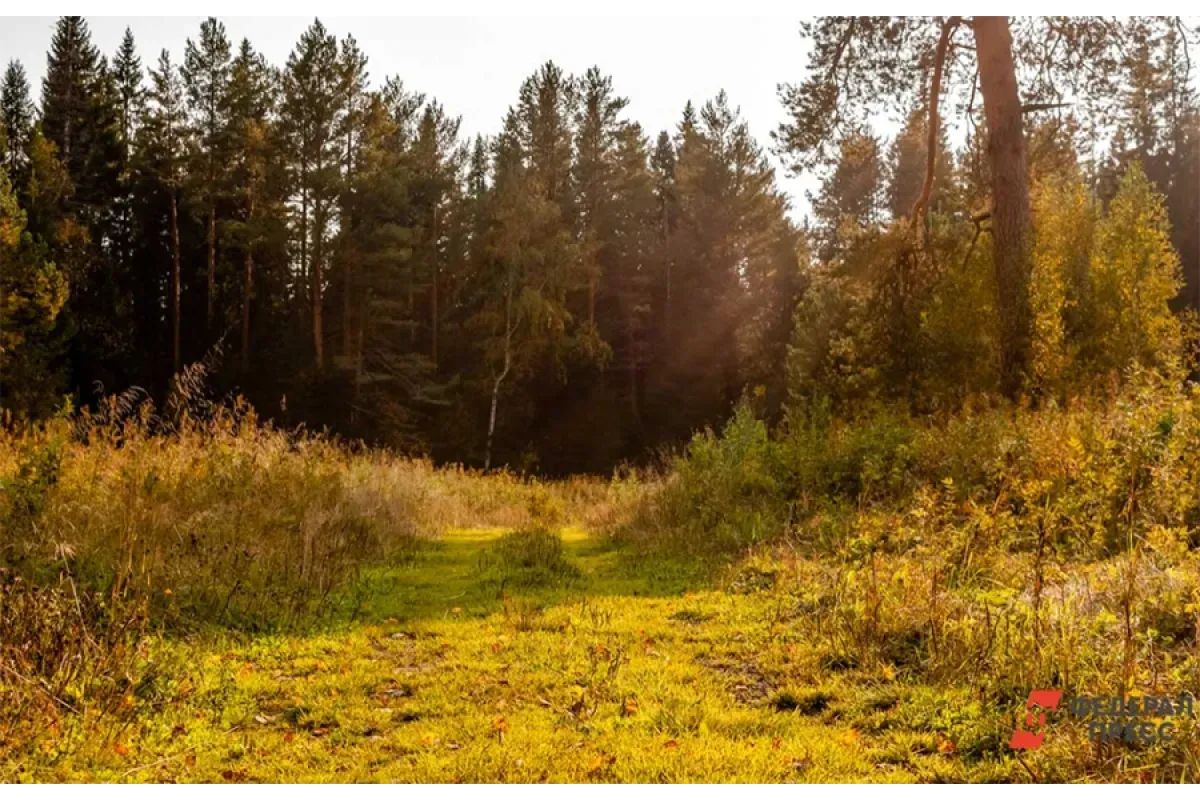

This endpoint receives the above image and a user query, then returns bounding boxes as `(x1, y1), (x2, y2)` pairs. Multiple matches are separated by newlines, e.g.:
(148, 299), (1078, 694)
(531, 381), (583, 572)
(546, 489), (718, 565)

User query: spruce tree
(1, 60), (35, 177)
(41, 16), (101, 187)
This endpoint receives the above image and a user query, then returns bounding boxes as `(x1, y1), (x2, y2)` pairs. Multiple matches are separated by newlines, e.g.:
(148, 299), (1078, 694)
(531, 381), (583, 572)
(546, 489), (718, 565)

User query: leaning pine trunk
(974, 16), (1034, 398)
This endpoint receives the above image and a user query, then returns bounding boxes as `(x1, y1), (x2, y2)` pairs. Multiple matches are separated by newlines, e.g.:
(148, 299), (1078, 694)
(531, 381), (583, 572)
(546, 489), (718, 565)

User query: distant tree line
(2, 17), (1197, 471)
(0, 17), (800, 472)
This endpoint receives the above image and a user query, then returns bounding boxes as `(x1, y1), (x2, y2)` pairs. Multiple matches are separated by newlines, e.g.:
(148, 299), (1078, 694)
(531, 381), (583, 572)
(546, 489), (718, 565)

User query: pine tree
(139, 49), (189, 373)
(887, 106), (952, 220)
(225, 39), (275, 370)
(810, 128), (883, 260)
(182, 16), (232, 336)
(334, 34), (369, 360)
(573, 67), (628, 329)
(409, 100), (464, 367)
(282, 19), (343, 372)
(659, 92), (798, 438)
(648, 129), (677, 368)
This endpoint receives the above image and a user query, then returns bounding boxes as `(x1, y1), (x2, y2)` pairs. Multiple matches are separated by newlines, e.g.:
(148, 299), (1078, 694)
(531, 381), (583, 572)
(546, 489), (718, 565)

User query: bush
(627, 400), (786, 554)
(477, 527), (581, 589)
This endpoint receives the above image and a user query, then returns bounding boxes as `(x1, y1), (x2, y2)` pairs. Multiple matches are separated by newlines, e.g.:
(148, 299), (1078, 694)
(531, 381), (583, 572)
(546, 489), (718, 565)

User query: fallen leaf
(493, 716), (510, 733)
(588, 754), (617, 775)
(113, 742), (129, 757)
(622, 699), (639, 717)
(664, 739), (679, 750)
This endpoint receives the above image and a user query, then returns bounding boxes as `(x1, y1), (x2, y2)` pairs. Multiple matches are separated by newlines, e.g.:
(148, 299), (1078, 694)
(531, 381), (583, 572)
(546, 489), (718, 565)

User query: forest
(2, 16), (804, 473)
(2, 15), (1200, 784)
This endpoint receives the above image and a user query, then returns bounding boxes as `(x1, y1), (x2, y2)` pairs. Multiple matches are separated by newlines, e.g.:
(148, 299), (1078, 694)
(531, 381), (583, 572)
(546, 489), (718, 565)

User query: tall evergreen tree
(334, 34), (369, 361)
(225, 39), (276, 370)
(138, 50), (189, 374)
(1, 60), (35, 177)
(40, 16), (102, 191)
(281, 19), (343, 372)
(182, 17), (233, 336)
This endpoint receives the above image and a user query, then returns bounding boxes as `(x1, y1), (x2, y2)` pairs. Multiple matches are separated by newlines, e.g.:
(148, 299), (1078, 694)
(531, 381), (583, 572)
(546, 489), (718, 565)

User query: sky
(0, 16), (821, 217)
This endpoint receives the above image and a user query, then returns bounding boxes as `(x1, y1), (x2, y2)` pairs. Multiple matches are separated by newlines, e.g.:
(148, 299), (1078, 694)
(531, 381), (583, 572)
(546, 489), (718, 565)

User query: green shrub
(477, 527), (582, 589)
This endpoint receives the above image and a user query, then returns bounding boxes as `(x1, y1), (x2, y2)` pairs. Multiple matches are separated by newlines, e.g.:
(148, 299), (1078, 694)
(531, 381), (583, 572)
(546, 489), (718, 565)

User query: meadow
(2, 368), (1199, 783)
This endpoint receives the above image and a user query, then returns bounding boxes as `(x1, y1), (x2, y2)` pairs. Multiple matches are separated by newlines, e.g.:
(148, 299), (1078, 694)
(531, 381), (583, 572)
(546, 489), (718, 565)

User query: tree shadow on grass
(345, 526), (719, 624)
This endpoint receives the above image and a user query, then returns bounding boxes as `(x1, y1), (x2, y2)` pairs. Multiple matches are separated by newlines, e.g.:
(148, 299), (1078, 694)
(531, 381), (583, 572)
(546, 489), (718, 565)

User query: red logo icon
(1010, 689), (1063, 750)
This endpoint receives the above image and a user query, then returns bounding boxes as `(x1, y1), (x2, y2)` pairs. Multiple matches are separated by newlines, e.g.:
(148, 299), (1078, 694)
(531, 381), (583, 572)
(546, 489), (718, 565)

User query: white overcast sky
(0, 16), (823, 218)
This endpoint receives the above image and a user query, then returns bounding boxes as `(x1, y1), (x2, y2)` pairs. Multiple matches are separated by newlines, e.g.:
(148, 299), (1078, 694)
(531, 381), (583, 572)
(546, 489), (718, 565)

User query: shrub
(627, 400), (786, 554)
(477, 527), (581, 589)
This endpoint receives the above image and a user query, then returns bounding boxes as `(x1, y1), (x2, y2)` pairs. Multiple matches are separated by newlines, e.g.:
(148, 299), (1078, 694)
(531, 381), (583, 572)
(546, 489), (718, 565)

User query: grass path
(12, 528), (1015, 783)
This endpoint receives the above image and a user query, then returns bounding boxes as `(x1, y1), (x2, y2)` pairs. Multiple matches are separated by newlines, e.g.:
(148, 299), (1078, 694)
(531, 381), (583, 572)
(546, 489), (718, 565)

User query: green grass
(6, 527), (1038, 783)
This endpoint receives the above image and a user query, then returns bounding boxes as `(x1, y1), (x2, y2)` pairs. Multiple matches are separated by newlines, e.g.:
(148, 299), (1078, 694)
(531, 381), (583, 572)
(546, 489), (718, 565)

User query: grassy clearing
(3, 375), (1200, 782)
(5, 527), (1037, 783)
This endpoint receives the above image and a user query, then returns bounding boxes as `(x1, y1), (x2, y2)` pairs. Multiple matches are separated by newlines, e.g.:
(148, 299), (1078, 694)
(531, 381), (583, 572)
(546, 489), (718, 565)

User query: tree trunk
(299, 183), (309, 307)
(344, 116), (356, 360)
(206, 204), (216, 334)
(241, 195), (255, 371)
(588, 272), (596, 328)
(484, 280), (515, 471)
(430, 203), (439, 366)
(170, 191), (182, 375)
(353, 291), (367, 421)
(974, 16), (1033, 398)
(912, 17), (961, 232)
(343, 251), (353, 359)
(312, 209), (324, 372)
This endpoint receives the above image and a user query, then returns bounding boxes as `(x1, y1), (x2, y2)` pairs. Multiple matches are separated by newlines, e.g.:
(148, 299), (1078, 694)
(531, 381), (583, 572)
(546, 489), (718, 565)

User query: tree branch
(911, 16), (962, 236)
